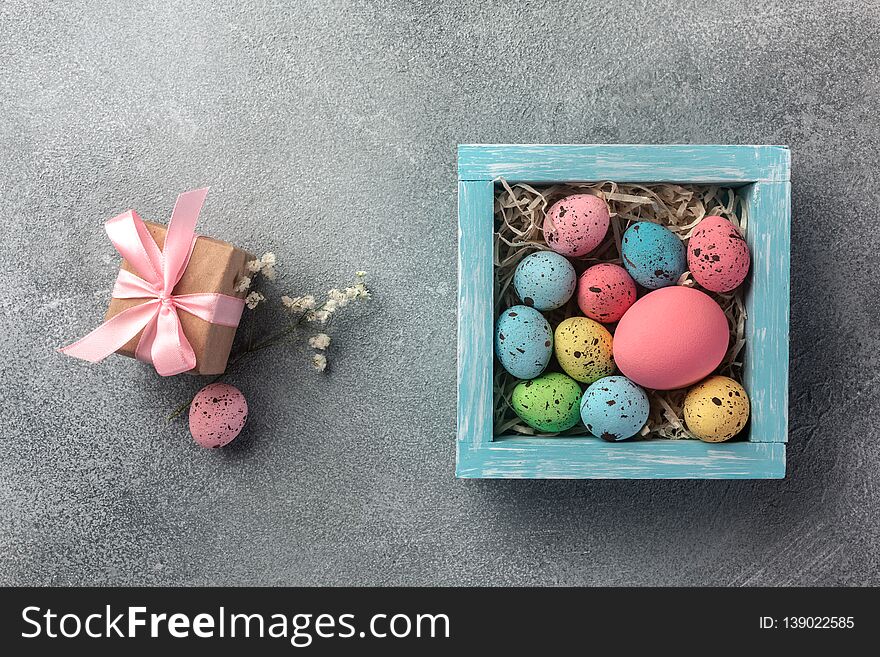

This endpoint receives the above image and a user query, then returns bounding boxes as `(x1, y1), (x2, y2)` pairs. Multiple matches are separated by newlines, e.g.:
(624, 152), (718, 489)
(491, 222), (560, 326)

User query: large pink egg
(613, 286), (728, 390)
(543, 194), (610, 257)
(687, 216), (750, 292)
(577, 263), (637, 323)
(189, 383), (248, 448)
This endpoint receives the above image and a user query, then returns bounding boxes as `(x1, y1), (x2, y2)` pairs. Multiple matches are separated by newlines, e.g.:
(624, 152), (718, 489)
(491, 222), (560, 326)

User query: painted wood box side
(457, 180), (495, 450)
(457, 439), (785, 479)
(741, 181), (791, 443)
(458, 144), (790, 184)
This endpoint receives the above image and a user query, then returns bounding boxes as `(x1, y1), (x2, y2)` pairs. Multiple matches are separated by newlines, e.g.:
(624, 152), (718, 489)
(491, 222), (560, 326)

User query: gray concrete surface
(1, 0), (878, 586)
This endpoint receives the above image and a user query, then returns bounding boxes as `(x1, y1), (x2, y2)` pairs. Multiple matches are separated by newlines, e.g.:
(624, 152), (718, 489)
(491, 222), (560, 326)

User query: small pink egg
(577, 263), (636, 323)
(687, 216), (750, 292)
(543, 194), (610, 257)
(189, 383), (248, 448)
(613, 286), (729, 390)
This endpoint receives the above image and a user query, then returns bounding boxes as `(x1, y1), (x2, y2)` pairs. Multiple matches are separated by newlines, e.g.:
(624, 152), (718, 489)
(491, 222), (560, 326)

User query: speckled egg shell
(577, 263), (637, 323)
(511, 372), (583, 433)
(189, 383), (248, 448)
(543, 194), (610, 257)
(687, 215), (751, 292)
(613, 286), (729, 390)
(580, 376), (650, 441)
(683, 375), (750, 442)
(554, 317), (615, 384)
(513, 251), (577, 311)
(621, 222), (686, 289)
(495, 305), (553, 380)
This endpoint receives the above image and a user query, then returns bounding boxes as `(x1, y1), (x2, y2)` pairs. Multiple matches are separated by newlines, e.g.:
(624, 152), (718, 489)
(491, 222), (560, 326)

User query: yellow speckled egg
(683, 376), (750, 442)
(554, 317), (614, 384)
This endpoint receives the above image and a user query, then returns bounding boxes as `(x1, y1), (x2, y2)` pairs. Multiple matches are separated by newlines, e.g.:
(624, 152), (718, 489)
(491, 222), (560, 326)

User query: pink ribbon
(60, 188), (245, 376)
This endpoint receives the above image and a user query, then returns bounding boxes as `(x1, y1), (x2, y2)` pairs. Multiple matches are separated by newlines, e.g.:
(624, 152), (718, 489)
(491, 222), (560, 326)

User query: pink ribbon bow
(60, 188), (245, 376)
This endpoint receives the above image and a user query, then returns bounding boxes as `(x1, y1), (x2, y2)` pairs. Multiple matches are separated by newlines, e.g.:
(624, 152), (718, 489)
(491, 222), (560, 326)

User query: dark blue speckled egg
(513, 251), (576, 311)
(621, 222), (686, 289)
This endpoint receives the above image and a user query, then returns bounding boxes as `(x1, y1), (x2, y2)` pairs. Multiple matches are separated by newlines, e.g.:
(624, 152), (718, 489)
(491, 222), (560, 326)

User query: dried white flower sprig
(235, 252), (277, 293)
(312, 353), (327, 372)
(246, 252), (277, 279)
(244, 291), (265, 309)
(309, 333), (331, 349)
(281, 294), (316, 311)
(168, 256), (372, 420)
(280, 271), (370, 372)
(308, 334), (331, 371)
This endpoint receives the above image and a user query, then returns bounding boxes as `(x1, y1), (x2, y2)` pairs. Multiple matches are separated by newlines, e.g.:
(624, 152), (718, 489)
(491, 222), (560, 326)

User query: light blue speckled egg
(580, 375), (650, 441)
(513, 251), (577, 311)
(621, 222), (686, 289)
(495, 305), (553, 379)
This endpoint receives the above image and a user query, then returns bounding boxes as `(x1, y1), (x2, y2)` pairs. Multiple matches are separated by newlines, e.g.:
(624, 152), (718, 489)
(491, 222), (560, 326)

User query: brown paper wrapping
(105, 221), (254, 375)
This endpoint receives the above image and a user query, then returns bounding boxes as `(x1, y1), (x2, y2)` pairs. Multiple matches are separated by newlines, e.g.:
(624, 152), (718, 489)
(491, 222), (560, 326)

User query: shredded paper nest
(494, 180), (748, 439)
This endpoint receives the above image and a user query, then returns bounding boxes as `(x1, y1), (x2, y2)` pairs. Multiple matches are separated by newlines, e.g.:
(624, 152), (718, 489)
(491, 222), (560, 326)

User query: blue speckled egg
(580, 375), (650, 441)
(495, 305), (553, 379)
(621, 222), (686, 289)
(513, 251), (576, 311)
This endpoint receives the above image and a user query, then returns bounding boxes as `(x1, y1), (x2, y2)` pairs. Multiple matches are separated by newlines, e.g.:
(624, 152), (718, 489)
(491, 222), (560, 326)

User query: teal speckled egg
(621, 222), (686, 289)
(580, 376), (650, 441)
(511, 372), (583, 433)
(495, 305), (553, 380)
(513, 251), (577, 311)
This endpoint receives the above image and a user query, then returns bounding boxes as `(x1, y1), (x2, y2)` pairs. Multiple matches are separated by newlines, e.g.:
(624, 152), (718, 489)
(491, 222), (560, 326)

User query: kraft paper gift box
(105, 220), (254, 375)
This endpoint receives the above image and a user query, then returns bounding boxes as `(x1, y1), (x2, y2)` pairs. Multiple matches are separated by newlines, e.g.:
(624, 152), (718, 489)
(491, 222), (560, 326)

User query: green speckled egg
(511, 372), (583, 432)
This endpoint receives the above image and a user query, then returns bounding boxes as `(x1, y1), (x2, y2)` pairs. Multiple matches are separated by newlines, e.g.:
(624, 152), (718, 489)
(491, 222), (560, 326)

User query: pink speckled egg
(613, 286), (729, 390)
(543, 194), (610, 257)
(189, 383), (248, 448)
(687, 216), (750, 293)
(577, 263), (637, 323)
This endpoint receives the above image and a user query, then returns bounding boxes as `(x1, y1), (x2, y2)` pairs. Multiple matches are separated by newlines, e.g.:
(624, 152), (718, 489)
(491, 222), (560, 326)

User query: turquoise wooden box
(457, 144), (790, 479)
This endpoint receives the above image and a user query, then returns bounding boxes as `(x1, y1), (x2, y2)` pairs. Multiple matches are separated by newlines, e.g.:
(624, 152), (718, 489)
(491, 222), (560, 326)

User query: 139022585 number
(783, 617), (854, 629)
